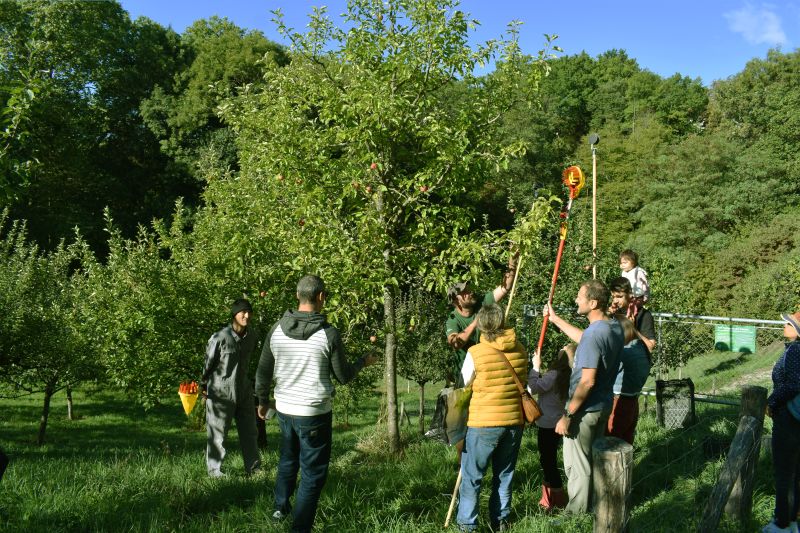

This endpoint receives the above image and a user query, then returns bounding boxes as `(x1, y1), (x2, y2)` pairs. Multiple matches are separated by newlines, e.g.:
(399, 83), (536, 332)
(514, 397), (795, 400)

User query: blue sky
(121, 0), (800, 85)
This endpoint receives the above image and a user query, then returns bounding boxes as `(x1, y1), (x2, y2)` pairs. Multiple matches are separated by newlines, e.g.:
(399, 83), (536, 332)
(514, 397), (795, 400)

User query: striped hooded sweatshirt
(255, 310), (366, 416)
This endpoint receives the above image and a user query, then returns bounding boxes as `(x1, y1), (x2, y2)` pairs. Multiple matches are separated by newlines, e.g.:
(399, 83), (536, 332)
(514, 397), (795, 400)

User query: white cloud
(724, 3), (788, 46)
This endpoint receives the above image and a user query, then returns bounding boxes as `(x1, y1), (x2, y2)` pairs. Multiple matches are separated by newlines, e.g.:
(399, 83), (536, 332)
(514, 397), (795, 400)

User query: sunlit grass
(0, 381), (776, 532)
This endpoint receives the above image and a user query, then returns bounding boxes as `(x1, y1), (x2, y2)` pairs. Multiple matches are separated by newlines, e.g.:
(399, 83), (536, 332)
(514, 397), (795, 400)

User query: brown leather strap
(490, 347), (527, 396)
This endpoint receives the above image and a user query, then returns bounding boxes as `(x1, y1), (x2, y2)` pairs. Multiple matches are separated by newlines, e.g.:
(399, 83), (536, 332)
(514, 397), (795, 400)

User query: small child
(620, 249), (649, 317)
(527, 343), (575, 512)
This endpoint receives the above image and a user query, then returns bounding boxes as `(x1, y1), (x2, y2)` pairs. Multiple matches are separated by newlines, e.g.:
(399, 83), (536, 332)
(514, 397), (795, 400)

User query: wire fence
(621, 394), (769, 532)
(651, 313), (784, 384)
(625, 406), (737, 531)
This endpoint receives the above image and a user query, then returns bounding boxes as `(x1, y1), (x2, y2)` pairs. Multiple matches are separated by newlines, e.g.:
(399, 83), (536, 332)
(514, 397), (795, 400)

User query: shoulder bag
(493, 348), (541, 423)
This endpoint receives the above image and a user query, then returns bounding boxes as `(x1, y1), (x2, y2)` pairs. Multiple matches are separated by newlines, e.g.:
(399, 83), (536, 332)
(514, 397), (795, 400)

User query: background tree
(140, 16), (288, 178)
(83, 210), (224, 409)
(0, 211), (98, 444)
(0, 0), (187, 250)
(395, 289), (450, 435)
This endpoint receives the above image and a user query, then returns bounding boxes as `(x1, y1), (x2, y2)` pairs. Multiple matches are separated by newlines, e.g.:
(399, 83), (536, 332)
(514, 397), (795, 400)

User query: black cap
(231, 298), (253, 318)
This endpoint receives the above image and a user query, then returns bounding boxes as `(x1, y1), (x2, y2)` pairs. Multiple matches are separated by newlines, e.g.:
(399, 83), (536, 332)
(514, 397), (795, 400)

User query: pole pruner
(534, 165), (585, 357)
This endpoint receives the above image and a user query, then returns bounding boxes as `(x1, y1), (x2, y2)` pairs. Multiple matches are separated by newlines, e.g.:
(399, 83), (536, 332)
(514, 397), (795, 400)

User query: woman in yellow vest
(456, 303), (528, 532)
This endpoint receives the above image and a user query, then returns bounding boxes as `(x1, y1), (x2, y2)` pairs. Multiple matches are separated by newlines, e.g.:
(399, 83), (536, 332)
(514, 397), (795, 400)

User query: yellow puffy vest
(467, 329), (528, 428)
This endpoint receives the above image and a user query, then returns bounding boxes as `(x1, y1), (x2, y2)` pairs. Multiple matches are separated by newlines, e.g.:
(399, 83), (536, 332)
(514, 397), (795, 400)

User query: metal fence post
(656, 313), (663, 379)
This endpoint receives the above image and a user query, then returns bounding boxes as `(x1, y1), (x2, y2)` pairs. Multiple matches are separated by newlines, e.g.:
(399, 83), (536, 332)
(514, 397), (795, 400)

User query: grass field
(0, 376), (777, 533)
(646, 340), (784, 396)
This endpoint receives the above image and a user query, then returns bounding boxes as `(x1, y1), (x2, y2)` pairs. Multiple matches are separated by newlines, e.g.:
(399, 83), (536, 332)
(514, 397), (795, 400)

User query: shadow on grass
(702, 353), (750, 376)
(10, 474), (276, 533)
(0, 390), (279, 466)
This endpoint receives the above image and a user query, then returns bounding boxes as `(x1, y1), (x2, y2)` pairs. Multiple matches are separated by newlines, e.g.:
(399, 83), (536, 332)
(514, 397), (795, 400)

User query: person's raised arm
(544, 303), (584, 343)
(329, 327), (378, 385)
(493, 251), (520, 303)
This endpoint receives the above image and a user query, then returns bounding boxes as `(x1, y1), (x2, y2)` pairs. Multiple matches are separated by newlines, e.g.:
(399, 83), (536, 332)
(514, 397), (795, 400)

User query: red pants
(606, 395), (639, 445)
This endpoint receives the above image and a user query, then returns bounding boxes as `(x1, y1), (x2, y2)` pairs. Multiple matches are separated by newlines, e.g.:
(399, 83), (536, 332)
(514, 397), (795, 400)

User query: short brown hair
(297, 275), (325, 304)
(614, 313), (636, 344)
(582, 279), (610, 312)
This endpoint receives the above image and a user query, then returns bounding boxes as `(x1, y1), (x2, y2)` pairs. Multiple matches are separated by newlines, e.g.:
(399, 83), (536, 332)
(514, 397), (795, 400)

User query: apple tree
(208, 0), (555, 452)
(82, 210), (231, 409)
(0, 211), (98, 444)
(395, 288), (450, 435)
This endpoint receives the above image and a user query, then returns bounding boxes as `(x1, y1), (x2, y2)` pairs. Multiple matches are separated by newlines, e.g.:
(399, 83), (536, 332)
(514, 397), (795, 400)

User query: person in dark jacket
(762, 310), (800, 533)
(256, 275), (377, 533)
(202, 298), (261, 478)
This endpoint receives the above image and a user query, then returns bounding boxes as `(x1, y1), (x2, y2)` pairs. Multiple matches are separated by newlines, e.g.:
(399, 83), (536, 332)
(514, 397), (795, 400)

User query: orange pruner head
(562, 165), (585, 199)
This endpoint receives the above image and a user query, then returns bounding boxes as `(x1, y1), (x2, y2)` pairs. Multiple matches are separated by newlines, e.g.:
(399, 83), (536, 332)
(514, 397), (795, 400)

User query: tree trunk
(66, 386), (74, 421)
(38, 384), (55, 445)
(418, 381), (426, 435)
(383, 282), (400, 453)
(376, 187), (400, 453)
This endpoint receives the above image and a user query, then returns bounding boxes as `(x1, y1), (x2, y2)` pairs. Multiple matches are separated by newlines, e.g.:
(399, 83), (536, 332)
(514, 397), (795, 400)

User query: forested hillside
(3, 1), (796, 318)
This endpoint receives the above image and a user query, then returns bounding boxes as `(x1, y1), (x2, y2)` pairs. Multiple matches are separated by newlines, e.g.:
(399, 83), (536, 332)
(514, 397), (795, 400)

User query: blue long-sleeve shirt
(768, 340), (800, 413)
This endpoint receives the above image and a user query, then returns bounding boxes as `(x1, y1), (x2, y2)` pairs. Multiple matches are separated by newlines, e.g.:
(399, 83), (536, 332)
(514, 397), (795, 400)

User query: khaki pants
(563, 409), (609, 514)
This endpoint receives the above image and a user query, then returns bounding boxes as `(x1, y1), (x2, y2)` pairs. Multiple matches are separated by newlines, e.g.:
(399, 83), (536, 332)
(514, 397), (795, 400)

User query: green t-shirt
(445, 291), (496, 381)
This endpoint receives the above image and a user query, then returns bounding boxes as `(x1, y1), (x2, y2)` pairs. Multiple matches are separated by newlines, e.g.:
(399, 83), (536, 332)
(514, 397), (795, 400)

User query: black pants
(537, 426), (563, 488)
(0, 448), (8, 482)
(772, 408), (800, 528)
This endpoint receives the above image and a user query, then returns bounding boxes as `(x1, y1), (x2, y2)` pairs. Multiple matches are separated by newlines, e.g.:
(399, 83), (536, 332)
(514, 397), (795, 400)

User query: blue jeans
(772, 408), (800, 528)
(275, 411), (333, 533)
(457, 425), (523, 531)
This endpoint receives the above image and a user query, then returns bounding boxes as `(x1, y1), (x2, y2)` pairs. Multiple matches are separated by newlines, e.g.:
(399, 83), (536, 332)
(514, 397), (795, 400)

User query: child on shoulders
(619, 249), (649, 318)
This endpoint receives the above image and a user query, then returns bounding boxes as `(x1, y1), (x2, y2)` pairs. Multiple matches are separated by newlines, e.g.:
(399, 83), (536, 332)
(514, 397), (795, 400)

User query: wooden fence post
(593, 436), (634, 533)
(724, 386), (767, 521)
(698, 415), (760, 533)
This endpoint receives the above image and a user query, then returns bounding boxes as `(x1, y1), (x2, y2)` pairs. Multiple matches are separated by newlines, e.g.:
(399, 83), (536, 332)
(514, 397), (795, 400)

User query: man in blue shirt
(545, 279), (624, 514)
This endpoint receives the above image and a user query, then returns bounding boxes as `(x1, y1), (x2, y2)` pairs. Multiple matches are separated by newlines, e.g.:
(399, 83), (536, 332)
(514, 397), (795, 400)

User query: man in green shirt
(445, 254), (518, 387)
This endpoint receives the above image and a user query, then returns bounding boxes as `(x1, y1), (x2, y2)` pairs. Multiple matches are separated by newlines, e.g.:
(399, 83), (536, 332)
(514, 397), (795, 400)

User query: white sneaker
(762, 520), (792, 533)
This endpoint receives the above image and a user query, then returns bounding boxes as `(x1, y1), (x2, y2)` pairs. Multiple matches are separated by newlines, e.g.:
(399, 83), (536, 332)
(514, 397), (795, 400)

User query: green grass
(647, 340), (784, 396)
(0, 380), (777, 532)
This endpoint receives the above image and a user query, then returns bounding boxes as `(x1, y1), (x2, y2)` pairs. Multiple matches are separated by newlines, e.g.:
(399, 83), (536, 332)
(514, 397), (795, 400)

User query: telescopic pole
(534, 166), (585, 358)
(589, 133), (599, 279)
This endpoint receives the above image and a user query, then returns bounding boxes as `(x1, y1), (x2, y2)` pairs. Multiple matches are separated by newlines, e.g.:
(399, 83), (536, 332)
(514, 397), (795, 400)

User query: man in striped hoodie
(256, 275), (377, 533)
